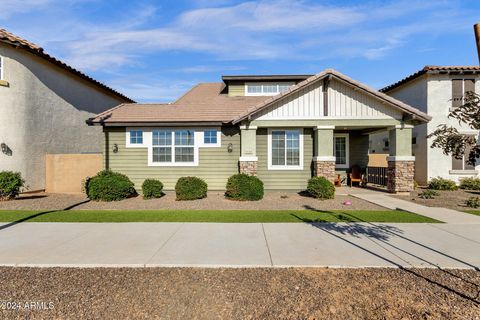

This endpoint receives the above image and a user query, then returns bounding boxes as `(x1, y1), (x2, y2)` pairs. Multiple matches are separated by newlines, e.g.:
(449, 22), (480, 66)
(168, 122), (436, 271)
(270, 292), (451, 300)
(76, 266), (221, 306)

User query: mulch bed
(0, 191), (385, 211)
(393, 188), (480, 211)
(0, 267), (478, 319)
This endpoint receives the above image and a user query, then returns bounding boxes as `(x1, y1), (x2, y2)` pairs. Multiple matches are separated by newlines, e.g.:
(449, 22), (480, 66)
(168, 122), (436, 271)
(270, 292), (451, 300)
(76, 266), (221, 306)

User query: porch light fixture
(1, 142), (8, 154)
(227, 143), (233, 153)
(113, 143), (118, 153)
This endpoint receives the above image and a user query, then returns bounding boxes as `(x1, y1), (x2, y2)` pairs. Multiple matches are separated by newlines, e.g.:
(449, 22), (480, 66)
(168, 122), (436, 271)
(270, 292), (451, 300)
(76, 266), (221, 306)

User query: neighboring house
(373, 66), (480, 185)
(88, 69), (430, 193)
(0, 29), (133, 191)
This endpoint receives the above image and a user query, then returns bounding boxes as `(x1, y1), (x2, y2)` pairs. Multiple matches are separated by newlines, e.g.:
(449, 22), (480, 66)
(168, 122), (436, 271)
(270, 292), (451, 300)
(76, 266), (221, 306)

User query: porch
(238, 121), (415, 193)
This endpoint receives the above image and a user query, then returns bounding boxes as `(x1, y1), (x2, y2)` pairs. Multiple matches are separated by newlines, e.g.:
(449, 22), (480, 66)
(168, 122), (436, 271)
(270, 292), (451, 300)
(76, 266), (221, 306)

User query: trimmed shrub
(460, 177), (480, 191)
(465, 196), (480, 208)
(307, 176), (335, 200)
(428, 177), (458, 191)
(142, 179), (164, 199)
(418, 189), (439, 199)
(175, 177), (208, 201)
(0, 171), (24, 200)
(225, 174), (264, 201)
(85, 170), (136, 201)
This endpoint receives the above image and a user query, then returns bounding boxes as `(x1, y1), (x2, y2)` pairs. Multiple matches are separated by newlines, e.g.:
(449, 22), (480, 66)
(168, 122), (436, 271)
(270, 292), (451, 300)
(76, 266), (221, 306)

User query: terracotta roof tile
(380, 66), (480, 93)
(0, 28), (133, 102)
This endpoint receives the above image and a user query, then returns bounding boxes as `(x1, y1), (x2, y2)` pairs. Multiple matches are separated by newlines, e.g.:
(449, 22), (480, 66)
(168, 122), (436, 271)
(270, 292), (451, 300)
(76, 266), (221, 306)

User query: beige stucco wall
(45, 153), (102, 193)
(0, 43), (127, 191)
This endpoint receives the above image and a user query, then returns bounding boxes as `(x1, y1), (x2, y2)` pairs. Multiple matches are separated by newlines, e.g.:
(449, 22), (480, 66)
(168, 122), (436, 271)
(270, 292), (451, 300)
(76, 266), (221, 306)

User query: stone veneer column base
(313, 160), (336, 184)
(239, 160), (258, 176)
(387, 160), (415, 193)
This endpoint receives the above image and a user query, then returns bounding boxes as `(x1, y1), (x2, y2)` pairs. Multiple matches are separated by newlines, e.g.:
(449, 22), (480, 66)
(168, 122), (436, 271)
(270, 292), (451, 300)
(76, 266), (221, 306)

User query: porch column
(313, 126), (336, 183)
(387, 125), (415, 193)
(239, 125), (258, 176)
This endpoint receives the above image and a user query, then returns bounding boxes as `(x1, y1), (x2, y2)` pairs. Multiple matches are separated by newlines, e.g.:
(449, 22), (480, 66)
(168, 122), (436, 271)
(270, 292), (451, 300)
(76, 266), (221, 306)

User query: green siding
(349, 132), (369, 168)
(104, 127), (240, 191)
(228, 82), (245, 97)
(256, 128), (314, 190)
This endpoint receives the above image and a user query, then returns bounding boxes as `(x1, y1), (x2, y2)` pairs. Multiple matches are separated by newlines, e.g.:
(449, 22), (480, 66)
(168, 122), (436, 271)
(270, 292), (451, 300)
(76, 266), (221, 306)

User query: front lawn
(463, 210), (480, 216)
(0, 209), (440, 223)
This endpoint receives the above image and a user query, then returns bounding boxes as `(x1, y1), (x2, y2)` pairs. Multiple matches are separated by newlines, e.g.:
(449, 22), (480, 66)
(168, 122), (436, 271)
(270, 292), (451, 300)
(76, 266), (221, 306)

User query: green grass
(0, 209), (440, 223)
(463, 210), (480, 216)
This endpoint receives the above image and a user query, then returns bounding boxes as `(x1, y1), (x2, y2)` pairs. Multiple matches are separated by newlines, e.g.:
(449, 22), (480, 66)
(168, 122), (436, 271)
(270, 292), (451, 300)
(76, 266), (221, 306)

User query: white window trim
(148, 129), (199, 167)
(199, 128), (221, 147)
(126, 129), (146, 148)
(334, 133), (349, 169)
(267, 128), (304, 171)
(245, 82), (294, 96)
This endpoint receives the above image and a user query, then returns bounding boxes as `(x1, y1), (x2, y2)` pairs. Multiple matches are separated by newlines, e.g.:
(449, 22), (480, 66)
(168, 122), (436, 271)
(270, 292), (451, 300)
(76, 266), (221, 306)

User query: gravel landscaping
(0, 191), (385, 211)
(0, 267), (478, 319)
(393, 188), (480, 211)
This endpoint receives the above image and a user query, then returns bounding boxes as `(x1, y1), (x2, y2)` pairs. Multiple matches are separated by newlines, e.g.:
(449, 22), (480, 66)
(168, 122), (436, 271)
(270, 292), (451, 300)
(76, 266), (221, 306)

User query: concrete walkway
(0, 222), (479, 269)
(351, 191), (480, 224)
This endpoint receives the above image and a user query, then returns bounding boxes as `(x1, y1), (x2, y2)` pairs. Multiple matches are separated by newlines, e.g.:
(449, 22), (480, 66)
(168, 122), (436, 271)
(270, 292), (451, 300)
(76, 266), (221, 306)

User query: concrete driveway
(0, 222), (479, 269)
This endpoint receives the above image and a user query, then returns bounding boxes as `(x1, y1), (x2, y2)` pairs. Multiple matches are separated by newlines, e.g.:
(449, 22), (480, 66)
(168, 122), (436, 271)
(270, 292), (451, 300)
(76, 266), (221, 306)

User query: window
(245, 82), (294, 96)
(152, 130), (195, 164)
(452, 135), (476, 171)
(129, 130), (143, 144)
(204, 130), (217, 144)
(269, 129), (303, 170)
(452, 79), (475, 109)
(334, 134), (349, 168)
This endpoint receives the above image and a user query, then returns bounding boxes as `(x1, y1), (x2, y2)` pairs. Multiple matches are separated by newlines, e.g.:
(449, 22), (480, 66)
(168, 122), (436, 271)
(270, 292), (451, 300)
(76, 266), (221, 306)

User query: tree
(428, 92), (480, 165)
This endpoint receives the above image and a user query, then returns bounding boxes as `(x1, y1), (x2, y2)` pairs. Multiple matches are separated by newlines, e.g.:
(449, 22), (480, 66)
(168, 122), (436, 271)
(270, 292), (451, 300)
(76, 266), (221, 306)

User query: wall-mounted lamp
(113, 143), (119, 153)
(227, 143), (233, 153)
(1, 142), (12, 156)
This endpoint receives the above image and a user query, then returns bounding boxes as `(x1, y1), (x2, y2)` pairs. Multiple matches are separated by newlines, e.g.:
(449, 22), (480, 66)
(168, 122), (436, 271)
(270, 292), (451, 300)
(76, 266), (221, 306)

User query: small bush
(142, 179), (164, 199)
(175, 177), (207, 201)
(428, 177), (458, 191)
(85, 170), (136, 201)
(307, 176), (335, 200)
(459, 177), (480, 191)
(0, 171), (24, 200)
(418, 189), (439, 199)
(465, 196), (480, 208)
(225, 174), (264, 201)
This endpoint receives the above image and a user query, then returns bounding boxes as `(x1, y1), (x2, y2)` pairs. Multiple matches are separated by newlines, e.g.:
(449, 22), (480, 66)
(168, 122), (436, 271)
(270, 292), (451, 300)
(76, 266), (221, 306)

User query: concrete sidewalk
(0, 222), (479, 269)
(351, 192), (480, 224)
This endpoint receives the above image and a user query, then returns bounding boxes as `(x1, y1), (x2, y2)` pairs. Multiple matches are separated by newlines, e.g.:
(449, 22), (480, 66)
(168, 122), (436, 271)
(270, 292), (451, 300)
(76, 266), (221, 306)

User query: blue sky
(1, 0), (480, 102)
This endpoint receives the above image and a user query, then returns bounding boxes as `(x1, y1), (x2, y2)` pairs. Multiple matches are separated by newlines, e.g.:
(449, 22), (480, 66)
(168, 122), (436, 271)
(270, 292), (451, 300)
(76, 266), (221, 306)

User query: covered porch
(237, 119), (415, 193)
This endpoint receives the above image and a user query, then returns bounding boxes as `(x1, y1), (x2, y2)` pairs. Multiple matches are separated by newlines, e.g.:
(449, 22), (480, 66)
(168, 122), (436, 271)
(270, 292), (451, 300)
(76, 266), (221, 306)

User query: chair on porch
(349, 165), (363, 187)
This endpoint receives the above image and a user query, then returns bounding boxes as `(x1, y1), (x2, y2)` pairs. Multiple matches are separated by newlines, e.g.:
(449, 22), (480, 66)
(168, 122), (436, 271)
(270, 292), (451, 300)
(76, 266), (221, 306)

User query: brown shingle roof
(0, 28), (133, 102)
(380, 66), (480, 93)
(88, 83), (267, 124)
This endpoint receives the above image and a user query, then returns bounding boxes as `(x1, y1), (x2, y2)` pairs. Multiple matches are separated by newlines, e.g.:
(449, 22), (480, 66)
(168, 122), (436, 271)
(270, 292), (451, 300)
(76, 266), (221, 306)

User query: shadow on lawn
(0, 200), (90, 231)
(297, 205), (480, 305)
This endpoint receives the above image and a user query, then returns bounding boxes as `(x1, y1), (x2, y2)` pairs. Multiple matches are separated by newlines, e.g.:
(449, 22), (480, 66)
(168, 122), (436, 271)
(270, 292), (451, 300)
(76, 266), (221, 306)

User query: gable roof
(0, 28), (133, 102)
(380, 66), (480, 93)
(89, 69), (431, 126)
(232, 69), (431, 124)
(88, 83), (267, 125)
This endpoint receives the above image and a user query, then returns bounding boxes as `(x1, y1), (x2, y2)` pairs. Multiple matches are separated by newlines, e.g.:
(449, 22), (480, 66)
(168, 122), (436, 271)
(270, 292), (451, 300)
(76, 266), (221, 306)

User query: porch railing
(366, 166), (387, 187)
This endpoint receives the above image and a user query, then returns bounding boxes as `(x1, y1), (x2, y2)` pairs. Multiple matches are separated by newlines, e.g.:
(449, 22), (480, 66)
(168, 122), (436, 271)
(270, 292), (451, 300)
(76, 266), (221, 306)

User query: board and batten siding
(104, 127), (240, 191)
(256, 128), (313, 190)
(255, 78), (403, 121)
(328, 79), (403, 119)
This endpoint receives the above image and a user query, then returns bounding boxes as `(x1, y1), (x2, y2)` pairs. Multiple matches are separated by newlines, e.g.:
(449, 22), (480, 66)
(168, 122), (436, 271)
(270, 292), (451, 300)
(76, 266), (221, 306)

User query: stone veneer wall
(239, 161), (258, 176)
(314, 161), (336, 183)
(387, 161), (415, 193)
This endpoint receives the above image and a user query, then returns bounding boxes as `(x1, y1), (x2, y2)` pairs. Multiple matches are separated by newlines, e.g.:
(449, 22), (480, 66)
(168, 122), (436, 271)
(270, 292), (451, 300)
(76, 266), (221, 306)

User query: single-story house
(88, 69), (431, 193)
(0, 28), (133, 191)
